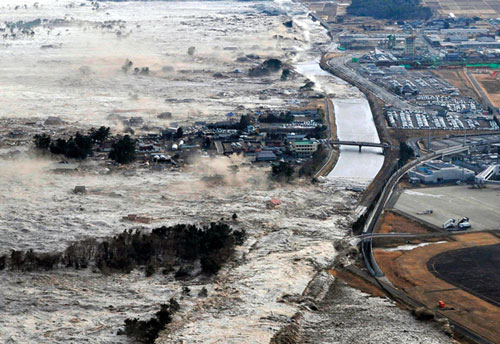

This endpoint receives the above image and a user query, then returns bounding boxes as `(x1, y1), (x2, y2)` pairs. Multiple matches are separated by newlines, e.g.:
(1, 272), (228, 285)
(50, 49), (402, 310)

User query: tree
(48, 133), (93, 160)
(399, 141), (414, 167)
(239, 115), (252, 129)
(70, 132), (93, 159)
(33, 134), (51, 150)
(123, 299), (179, 343)
(89, 126), (110, 143)
(50, 138), (68, 156)
(174, 127), (183, 139)
(109, 135), (136, 164)
(312, 125), (328, 139)
(271, 162), (295, 182)
(203, 137), (211, 149)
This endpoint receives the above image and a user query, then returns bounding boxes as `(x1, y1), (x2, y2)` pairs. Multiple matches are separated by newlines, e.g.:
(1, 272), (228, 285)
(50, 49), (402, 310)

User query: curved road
(361, 144), (470, 276)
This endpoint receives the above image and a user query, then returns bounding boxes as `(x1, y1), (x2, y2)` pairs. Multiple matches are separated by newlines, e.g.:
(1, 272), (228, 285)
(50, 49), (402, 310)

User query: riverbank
(314, 97), (339, 178)
(294, 59), (384, 185)
(320, 53), (399, 215)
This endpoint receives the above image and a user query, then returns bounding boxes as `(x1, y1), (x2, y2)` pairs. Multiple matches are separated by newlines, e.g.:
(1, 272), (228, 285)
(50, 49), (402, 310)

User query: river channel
(294, 60), (384, 183)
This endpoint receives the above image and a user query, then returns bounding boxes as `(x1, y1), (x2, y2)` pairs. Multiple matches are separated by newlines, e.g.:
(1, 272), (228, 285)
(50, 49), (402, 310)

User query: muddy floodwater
(0, 0), (312, 126)
(0, 0), (451, 343)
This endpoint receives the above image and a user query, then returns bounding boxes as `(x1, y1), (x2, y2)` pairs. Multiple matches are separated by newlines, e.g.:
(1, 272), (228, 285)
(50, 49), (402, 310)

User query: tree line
(1, 222), (246, 277)
(34, 126), (136, 164)
(347, 0), (432, 20)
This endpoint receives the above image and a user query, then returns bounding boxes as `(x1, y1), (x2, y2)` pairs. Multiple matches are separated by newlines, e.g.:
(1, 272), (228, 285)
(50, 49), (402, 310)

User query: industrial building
(405, 36), (416, 57)
(339, 34), (410, 50)
(408, 161), (474, 184)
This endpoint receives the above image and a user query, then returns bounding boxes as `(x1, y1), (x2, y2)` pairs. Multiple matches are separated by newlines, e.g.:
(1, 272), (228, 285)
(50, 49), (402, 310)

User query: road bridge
(329, 140), (390, 152)
(351, 229), (497, 244)
(475, 164), (500, 185)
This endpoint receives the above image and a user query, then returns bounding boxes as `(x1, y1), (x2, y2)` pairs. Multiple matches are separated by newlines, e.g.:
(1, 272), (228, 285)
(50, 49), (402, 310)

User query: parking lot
(364, 68), (500, 131)
(386, 108), (498, 130)
(394, 185), (500, 231)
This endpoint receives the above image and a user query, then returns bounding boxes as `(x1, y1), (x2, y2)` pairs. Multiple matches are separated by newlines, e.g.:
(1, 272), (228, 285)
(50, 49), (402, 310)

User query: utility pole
(427, 126), (431, 152)
(462, 127), (467, 182)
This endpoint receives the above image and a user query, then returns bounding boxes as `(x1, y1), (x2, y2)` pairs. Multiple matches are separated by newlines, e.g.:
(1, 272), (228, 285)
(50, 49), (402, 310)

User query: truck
(442, 218), (456, 229)
(457, 217), (471, 229)
(443, 217), (471, 231)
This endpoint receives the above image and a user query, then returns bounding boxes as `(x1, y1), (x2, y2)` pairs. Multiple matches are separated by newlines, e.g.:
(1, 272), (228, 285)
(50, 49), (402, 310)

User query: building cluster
(410, 135), (500, 184)
(452, 143), (500, 173)
(347, 14), (500, 68)
(339, 33), (412, 51)
(131, 109), (326, 167)
(424, 27), (500, 50)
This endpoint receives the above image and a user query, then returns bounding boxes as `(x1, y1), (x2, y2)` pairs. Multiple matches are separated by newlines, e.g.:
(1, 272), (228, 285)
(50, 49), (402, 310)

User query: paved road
(361, 144), (470, 276)
(466, 70), (499, 115)
(353, 229), (493, 243)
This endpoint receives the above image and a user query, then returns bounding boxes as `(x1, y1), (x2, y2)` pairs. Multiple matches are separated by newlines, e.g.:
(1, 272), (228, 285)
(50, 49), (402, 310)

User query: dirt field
(375, 232), (500, 344)
(472, 73), (500, 108)
(376, 210), (439, 234)
(432, 70), (481, 101)
(421, 0), (500, 18)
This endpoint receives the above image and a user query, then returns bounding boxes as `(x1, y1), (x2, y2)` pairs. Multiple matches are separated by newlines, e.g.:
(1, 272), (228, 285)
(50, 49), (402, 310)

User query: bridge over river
(329, 140), (391, 152)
